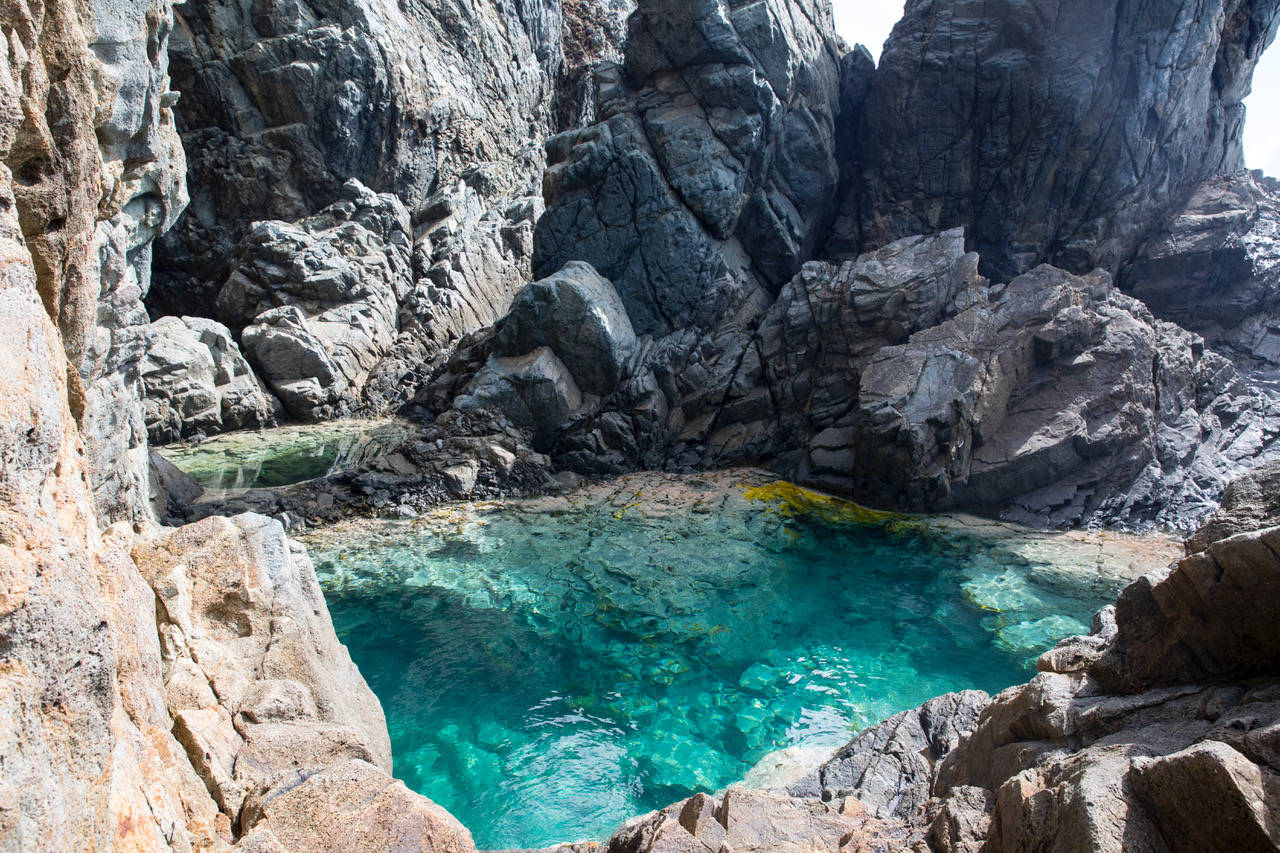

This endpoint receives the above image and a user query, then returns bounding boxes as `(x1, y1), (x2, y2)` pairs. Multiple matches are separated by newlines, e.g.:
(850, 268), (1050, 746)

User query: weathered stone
(606, 787), (876, 853)
(1125, 170), (1280, 374)
(535, 0), (845, 337)
(153, 0), (630, 319)
(496, 261), (637, 396)
(239, 759), (475, 853)
(851, 265), (1279, 530)
(457, 348), (588, 449)
(141, 315), (279, 443)
(132, 514), (393, 778)
(219, 181), (412, 421)
(1186, 459), (1280, 552)
(853, 0), (1280, 281)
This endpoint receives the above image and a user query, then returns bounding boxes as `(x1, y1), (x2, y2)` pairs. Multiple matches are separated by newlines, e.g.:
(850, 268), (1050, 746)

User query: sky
(829, 0), (1280, 177)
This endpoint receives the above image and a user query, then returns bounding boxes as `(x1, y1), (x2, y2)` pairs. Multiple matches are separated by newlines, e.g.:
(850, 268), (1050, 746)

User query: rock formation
(851, 0), (1280, 282)
(2, 0), (188, 523)
(152, 0), (605, 316)
(8, 0), (1280, 848)
(410, 230), (1278, 530)
(215, 181), (413, 421)
(142, 316), (280, 443)
(1125, 170), (1280, 375)
(534, 0), (845, 337)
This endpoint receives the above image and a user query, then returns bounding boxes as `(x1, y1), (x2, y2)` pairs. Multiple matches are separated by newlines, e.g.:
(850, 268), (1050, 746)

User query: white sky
(830, 0), (1280, 177)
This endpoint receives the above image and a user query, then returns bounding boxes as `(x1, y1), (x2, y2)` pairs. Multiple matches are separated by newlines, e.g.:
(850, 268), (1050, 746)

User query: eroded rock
(852, 0), (1280, 281)
(141, 315), (280, 443)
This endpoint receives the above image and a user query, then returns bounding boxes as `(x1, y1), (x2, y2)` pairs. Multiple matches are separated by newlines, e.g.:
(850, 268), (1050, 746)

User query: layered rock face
(153, 0), (576, 315)
(1125, 170), (1280, 375)
(215, 181), (412, 421)
(852, 0), (1280, 281)
(2, 0), (189, 523)
(138, 0), (634, 434)
(534, 0), (845, 337)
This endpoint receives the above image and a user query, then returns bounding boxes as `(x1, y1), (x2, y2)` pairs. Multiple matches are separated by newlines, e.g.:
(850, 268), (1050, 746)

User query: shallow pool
(305, 474), (1169, 849)
(159, 419), (414, 495)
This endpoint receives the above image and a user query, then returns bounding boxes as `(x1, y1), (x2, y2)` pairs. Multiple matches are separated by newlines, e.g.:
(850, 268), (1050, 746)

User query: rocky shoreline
(5, 0), (1280, 848)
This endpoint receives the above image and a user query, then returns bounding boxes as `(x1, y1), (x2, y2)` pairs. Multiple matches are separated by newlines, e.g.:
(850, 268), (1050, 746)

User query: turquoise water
(160, 419), (413, 494)
(307, 483), (1138, 849)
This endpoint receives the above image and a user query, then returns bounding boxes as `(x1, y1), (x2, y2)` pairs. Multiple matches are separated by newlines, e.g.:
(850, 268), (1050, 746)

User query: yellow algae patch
(741, 481), (906, 528)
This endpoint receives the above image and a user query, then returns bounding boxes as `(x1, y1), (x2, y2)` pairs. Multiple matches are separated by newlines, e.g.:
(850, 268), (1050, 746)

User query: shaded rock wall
(1124, 170), (1280, 377)
(851, 0), (1280, 282)
(533, 0), (846, 337)
(152, 0), (634, 319)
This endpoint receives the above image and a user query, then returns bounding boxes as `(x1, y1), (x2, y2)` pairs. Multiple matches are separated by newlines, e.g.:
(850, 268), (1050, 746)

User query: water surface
(159, 419), (413, 495)
(305, 474), (1171, 849)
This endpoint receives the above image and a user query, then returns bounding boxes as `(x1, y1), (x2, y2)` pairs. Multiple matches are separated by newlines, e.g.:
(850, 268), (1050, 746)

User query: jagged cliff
(5, 0), (1280, 849)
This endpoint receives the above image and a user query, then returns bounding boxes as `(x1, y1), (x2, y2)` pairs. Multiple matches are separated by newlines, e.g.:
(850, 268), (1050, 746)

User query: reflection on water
(159, 419), (414, 495)
(303, 476), (1170, 849)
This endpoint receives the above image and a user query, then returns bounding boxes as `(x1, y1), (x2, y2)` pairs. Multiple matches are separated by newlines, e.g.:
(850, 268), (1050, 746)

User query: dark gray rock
(152, 0), (632, 318)
(851, 0), (1280, 281)
(788, 690), (991, 821)
(852, 264), (1280, 530)
(219, 181), (412, 421)
(1124, 170), (1280, 378)
(534, 0), (845, 337)
(495, 261), (637, 396)
(455, 347), (588, 449)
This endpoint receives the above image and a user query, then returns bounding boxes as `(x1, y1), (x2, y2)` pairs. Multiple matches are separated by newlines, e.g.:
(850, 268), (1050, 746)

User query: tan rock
(240, 759), (475, 853)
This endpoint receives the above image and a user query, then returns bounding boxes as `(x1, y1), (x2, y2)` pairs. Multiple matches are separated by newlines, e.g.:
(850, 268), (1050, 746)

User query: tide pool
(304, 473), (1173, 849)
(159, 419), (413, 495)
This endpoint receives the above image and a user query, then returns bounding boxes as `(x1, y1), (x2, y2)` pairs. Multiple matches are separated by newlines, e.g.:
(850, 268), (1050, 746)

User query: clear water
(159, 419), (413, 495)
(306, 482), (1142, 850)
